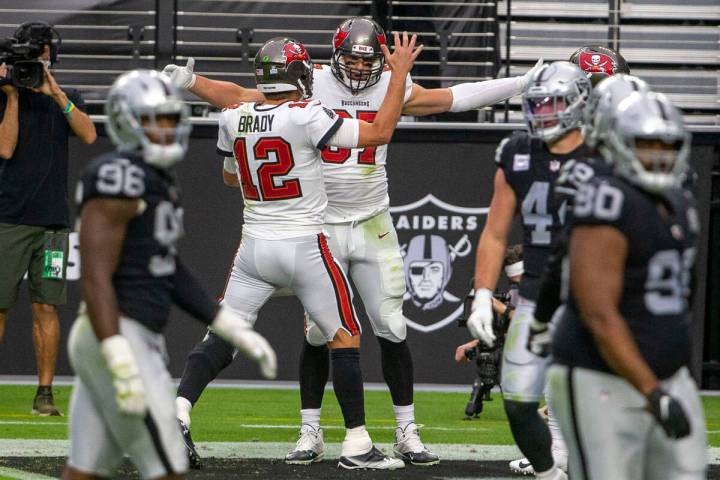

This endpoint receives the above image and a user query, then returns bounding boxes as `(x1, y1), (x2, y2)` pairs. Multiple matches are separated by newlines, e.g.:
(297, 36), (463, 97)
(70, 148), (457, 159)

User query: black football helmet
(569, 45), (629, 86)
(331, 17), (386, 93)
(14, 21), (61, 65)
(254, 37), (313, 98)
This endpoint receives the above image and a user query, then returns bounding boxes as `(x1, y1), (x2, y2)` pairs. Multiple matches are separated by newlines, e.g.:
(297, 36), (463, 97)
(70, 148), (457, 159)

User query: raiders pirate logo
(390, 194), (488, 332)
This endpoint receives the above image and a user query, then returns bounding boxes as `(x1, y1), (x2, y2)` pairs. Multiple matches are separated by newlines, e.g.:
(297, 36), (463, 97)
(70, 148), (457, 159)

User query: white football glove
(517, 58), (544, 91)
(210, 307), (278, 379)
(162, 57), (196, 90)
(467, 288), (496, 347)
(100, 335), (146, 416)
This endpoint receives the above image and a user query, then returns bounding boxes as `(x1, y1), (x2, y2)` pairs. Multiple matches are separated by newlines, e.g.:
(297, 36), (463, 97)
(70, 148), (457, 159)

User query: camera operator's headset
(13, 21), (61, 65)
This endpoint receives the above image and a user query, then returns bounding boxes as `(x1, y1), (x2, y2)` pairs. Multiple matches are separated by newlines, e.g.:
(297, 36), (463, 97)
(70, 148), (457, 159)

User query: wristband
(63, 100), (76, 115)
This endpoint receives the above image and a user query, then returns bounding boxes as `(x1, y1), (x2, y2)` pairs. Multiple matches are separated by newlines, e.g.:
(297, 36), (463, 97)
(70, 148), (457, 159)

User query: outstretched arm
(401, 59), (543, 117)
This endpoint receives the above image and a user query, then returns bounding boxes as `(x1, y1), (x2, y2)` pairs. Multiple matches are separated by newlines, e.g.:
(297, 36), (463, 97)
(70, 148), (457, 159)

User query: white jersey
(217, 100), (343, 239)
(311, 64), (413, 224)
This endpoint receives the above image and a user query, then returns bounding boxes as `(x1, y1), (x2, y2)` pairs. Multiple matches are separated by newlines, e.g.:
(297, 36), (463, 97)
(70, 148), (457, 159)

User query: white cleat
(338, 446), (405, 470)
(509, 457), (535, 475)
(393, 423), (440, 466)
(284, 425), (325, 465)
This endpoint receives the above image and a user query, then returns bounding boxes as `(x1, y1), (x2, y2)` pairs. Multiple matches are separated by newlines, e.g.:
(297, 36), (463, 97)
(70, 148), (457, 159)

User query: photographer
(0, 22), (95, 416)
(455, 244), (522, 363)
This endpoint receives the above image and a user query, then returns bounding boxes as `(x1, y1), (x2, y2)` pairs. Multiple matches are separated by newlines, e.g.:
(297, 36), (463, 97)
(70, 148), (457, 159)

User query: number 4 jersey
(555, 175), (699, 379)
(76, 151), (184, 332)
(495, 130), (592, 300)
(217, 99), (343, 239)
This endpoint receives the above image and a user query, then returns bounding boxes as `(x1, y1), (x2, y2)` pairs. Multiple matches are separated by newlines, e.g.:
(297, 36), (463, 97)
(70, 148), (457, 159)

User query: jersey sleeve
(301, 100), (344, 150)
(216, 108), (237, 158)
(78, 156), (147, 208)
(571, 177), (631, 231)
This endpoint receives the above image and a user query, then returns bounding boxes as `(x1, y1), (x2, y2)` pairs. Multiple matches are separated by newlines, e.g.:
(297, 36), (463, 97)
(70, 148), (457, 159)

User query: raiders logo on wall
(389, 194), (488, 333)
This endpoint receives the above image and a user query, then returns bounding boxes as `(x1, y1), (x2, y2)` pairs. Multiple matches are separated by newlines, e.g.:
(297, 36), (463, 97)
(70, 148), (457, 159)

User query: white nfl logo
(549, 160), (561, 172)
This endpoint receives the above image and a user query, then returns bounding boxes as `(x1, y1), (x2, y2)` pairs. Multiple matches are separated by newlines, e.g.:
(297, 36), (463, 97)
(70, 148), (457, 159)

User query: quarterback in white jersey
(165, 17), (541, 467)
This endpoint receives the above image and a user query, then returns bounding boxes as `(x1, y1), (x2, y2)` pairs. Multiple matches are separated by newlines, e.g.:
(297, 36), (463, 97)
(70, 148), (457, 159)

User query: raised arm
(163, 58), (265, 108)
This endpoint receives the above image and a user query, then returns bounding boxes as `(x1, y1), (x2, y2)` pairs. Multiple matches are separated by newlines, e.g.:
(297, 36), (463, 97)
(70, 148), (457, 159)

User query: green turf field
(0, 385), (718, 447)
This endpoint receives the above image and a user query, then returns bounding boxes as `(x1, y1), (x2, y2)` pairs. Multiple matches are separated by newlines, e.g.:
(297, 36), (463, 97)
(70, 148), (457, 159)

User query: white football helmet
(106, 69), (191, 168)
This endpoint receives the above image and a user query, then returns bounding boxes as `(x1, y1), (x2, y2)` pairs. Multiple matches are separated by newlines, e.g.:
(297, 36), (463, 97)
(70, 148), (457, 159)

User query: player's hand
(381, 31), (423, 75)
(455, 339), (479, 363)
(518, 58), (544, 91)
(467, 288), (496, 347)
(100, 335), (146, 416)
(0, 63), (16, 95)
(527, 319), (551, 357)
(162, 58), (197, 90)
(210, 307), (278, 379)
(646, 387), (691, 439)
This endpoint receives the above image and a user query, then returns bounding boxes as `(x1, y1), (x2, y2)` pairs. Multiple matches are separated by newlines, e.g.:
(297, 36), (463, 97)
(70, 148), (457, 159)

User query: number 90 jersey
(495, 131), (592, 300)
(217, 100), (344, 239)
(76, 152), (184, 333)
(311, 64), (413, 224)
(555, 175), (700, 379)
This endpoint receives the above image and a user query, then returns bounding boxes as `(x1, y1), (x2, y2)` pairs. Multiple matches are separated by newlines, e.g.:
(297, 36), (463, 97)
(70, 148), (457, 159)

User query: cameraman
(455, 244), (522, 363)
(0, 22), (95, 416)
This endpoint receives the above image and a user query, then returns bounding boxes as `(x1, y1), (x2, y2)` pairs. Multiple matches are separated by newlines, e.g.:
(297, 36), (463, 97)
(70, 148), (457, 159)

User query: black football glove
(527, 319), (551, 357)
(646, 387), (691, 439)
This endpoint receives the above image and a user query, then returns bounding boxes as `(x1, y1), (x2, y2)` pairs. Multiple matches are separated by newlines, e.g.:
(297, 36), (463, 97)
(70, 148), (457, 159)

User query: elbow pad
(449, 77), (523, 112)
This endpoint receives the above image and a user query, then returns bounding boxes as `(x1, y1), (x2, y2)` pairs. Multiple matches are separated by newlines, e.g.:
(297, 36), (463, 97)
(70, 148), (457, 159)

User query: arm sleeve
(325, 118), (359, 149)
(216, 109), (235, 158)
(171, 259), (220, 325)
(303, 101), (344, 149)
(449, 77), (522, 112)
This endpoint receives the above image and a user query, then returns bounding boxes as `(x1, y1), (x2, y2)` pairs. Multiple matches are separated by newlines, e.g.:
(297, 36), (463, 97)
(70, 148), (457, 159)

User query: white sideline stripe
(1, 440), (719, 464)
(0, 466), (56, 480)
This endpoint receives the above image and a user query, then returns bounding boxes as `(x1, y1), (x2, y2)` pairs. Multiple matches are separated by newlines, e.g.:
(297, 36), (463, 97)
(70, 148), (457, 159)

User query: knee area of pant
(373, 298), (406, 342)
(189, 334), (235, 371)
(305, 323), (328, 347)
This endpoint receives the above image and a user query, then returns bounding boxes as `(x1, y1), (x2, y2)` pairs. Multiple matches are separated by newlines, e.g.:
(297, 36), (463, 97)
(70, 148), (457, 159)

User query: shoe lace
(398, 425), (426, 453)
(296, 428), (320, 451)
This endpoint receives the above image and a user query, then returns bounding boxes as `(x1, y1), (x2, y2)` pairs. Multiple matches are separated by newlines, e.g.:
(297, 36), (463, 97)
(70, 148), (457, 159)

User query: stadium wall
(0, 124), (716, 387)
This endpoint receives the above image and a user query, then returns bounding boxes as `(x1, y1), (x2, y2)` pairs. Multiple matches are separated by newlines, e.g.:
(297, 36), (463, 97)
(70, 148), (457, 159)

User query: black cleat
(31, 387), (62, 417)
(178, 419), (202, 469)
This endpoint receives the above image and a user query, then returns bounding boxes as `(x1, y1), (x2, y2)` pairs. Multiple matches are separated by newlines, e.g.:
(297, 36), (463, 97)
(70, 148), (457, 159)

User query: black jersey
(553, 175), (699, 379)
(495, 131), (592, 300)
(77, 151), (184, 333)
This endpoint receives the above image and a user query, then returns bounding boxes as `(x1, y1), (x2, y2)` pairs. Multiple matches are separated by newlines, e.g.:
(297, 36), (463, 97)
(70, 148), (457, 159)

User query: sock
(341, 425), (372, 456)
(300, 408), (321, 432)
(299, 340), (329, 410)
(378, 337), (414, 406)
(504, 399), (554, 473)
(176, 397), (192, 427)
(36, 385), (52, 396)
(393, 404), (415, 430)
(177, 331), (235, 404)
(545, 387), (568, 461)
(330, 348), (365, 429)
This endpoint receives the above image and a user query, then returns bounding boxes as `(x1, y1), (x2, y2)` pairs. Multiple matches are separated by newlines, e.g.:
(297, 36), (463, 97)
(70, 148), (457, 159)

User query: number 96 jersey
(495, 131), (592, 300)
(75, 151), (183, 333)
(555, 175), (700, 379)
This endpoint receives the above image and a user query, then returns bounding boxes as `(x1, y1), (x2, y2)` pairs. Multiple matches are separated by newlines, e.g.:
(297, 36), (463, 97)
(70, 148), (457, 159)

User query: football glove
(210, 307), (277, 379)
(527, 319), (552, 357)
(518, 58), (544, 91)
(100, 335), (146, 416)
(162, 57), (197, 90)
(467, 288), (496, 347)
(646, 387), (691, 439)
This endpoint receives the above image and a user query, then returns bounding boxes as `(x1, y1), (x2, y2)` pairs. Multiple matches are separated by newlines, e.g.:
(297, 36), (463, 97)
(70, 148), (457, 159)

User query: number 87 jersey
(217, 100), (344, 240)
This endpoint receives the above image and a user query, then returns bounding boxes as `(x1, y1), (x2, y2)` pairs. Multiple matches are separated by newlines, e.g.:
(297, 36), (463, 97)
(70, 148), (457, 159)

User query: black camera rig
(0, 22), (60, 89)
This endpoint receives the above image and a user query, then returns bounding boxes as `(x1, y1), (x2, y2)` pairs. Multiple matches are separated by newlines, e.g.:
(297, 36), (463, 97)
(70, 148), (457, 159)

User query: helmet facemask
(331, 49), (384, 93)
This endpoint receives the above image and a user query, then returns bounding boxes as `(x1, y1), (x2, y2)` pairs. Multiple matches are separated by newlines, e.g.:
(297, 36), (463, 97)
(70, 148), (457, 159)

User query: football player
(547, 91), (707, 479)
(467, 61), (594, 480)
(62, 70), (276, 480)
(164, 17), (542, 467)
(183, 33), (419, 471)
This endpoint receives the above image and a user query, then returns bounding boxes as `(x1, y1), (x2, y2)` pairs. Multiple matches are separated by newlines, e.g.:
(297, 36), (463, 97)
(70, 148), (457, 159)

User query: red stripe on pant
(317, 234), (360, 336)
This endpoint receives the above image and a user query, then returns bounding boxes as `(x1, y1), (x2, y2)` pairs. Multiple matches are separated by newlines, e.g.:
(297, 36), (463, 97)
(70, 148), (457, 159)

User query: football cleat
(31, 388), (62, 417)
(178, 419), (202, 469)
(509, 457), (535, 475)
(393, 423), (440, 466)
(285, 425), (325, 465)
(338, 446), (405, 470)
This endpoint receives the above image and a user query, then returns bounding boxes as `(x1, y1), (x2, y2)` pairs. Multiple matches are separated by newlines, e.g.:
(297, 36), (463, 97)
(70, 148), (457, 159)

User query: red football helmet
(569, 46), (630, 85)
